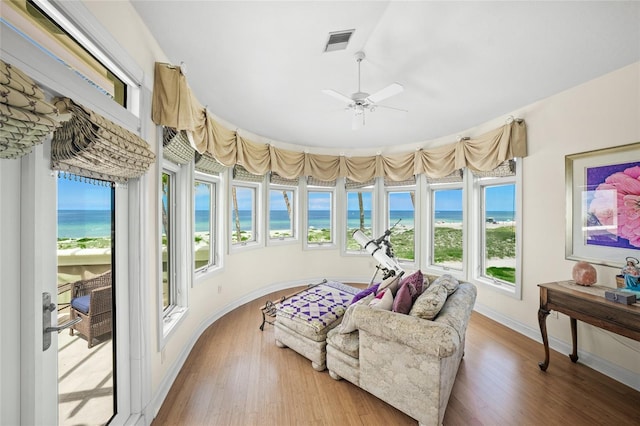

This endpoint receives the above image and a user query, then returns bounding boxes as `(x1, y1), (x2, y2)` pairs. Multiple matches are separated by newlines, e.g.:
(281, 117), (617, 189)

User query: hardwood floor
(153, 287), (640, 425)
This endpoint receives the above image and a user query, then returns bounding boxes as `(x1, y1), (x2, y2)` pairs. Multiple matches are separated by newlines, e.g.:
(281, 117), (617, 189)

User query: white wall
(77, 1), (640, 417)
(497, 62), (640, 380)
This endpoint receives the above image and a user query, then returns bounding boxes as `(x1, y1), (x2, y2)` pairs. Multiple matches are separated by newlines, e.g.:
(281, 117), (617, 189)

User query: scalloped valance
(151, 62), (527, 183)
(51, 98), (155, 183)
(163, 127), (195, 165)
(0, 60), (68, 159)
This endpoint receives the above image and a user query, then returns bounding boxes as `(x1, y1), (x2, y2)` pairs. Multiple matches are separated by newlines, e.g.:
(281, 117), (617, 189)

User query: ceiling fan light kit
(323, 51), (406, 129)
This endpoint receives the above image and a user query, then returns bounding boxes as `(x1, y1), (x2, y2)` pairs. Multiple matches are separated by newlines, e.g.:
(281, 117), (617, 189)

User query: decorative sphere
(572, 261), (597, 286)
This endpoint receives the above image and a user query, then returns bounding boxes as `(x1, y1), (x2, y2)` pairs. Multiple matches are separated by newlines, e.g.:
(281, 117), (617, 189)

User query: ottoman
(274, 281), (359, 371)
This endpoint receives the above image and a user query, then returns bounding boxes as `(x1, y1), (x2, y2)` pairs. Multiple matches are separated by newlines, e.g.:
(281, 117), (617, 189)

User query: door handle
(43, 292), (81, 351)
(45, 317), (82, 333)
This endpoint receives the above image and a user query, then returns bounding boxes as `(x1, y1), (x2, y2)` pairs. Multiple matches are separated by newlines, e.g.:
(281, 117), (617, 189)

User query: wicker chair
(69, 270), (112, 348)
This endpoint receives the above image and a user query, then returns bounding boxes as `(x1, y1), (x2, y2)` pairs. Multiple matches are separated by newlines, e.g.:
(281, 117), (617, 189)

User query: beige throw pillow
(377, 274), (401, 295)
(431, 273), (459, 295)
(369, 288), (394, 311)
(339, 293), (375, 334)
(409, 282), (448, 320)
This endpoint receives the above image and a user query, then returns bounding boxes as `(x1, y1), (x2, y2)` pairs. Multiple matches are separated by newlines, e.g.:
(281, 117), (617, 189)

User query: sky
(434, 185), (515, 211)
(58, 177), (112, 210)
(194, 181), (211, 210)
(60, 178), (516, 212)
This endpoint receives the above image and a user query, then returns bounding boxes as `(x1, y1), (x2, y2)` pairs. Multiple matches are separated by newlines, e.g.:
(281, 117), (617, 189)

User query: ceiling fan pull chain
(358, 55), (361, 92)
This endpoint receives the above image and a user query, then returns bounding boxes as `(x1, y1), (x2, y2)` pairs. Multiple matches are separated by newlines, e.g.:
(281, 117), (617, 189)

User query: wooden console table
(537, 281), (640, 371)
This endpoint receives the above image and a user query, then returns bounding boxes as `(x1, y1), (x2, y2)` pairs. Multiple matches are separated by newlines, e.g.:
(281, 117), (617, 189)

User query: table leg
(538, 308), (551, 371)
(569, 317), (579, 363)
(259, 310), (267, 331)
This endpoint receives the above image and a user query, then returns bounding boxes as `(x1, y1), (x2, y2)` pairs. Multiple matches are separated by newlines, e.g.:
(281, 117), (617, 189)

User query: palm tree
(282, 190), (292, 220)
(232, 186), (242, 242)
(358, 191), (365, 230)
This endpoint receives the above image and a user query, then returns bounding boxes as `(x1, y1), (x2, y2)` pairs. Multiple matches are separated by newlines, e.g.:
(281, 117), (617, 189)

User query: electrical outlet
(218, 285), (222, 294)
(161, 348), (166, 364)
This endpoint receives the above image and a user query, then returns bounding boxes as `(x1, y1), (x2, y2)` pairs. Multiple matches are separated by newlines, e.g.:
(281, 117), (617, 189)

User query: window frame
(161, 167), (177, 311)
(158, 158), (191, 347)
(229, 179), (263, 252)
(470, 163), (523, 299)
(267, 183), (299, 245)
(194, 171), (222, 277)
(27, 0), (142, 113)
(304, 184), (336, 250)
(427, 182), (466, 274)
(344, 184), (376, 255)
(384, 183), (419, 267)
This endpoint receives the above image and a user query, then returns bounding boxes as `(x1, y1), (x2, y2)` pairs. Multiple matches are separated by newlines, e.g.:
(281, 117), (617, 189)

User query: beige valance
(0, 60), (68, 159)
(346, 177), (376, 189)
(385, 175), (417, 187)
(425, 169), (463, 184)
(472, 159), (516, 178)
(270, 172), (299, 186)
(307, 176), (337, 187)
(163, 127), (195, 165)
(195, 151), (227, 175)
(51, 98), (155, 183)
(151, 61), (528, 182)
(233, 164), (263, 182)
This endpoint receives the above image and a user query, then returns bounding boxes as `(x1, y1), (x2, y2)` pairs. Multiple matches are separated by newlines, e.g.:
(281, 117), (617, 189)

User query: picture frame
(565, 142), (640, 268)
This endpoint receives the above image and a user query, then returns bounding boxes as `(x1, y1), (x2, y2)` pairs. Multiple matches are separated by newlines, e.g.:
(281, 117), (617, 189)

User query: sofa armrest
(351, 305), (460, 358)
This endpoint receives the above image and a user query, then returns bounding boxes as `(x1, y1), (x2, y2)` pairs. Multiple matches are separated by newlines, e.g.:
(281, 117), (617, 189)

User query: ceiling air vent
(324, 29), (355, 52)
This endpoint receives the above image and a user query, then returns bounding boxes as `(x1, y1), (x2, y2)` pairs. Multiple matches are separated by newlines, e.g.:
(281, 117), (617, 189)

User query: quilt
(276, 281), (359, 332)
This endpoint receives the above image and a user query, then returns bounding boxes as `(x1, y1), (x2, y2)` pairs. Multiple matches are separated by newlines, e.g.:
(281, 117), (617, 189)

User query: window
(3, 0), (131, 107)
(386, 188), (415, 262)
(230, 166), (263, 249)
(161, 170), (175, 310)
(194, 175), (218, 272)
(430, 186), (464, 271)
(346, 187), (373, 252)
(480, 181), (517, 285)
(57, 174), (115, 425)
(231, 185), (257, 245)
(472, 159), (521, 298)
(159, 158), (190, 342)
(268, 187), (296, 241)
(307, 190), (334, 245)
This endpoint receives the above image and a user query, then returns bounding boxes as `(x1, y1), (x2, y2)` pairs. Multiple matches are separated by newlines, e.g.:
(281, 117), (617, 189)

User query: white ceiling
(131, 1), (640, 151)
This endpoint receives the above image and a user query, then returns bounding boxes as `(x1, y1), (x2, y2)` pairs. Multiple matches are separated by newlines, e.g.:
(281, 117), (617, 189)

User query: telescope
(353, 221), (404, 285)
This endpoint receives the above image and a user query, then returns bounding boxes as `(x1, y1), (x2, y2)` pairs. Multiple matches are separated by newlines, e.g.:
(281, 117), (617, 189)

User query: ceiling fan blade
(374, 104), (408, 113)
(322, 89), (353, 104)
(366, 83), (404, 104)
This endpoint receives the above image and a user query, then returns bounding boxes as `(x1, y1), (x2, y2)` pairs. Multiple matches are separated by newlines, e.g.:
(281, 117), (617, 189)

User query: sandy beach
(434, 221), (515, 229)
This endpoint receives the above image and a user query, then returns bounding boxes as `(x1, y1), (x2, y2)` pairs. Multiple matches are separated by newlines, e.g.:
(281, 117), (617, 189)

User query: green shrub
(486, 267), (516, 283)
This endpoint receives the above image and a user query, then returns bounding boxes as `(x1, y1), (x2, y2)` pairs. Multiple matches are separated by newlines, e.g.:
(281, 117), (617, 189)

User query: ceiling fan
(322, 51), (405, 130)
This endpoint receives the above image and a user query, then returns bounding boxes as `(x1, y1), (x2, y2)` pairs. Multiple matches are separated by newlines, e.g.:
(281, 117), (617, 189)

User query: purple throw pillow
(351, 283), (379, 304)
(400, 270), (424, 301)
(392, 283), (413, 314)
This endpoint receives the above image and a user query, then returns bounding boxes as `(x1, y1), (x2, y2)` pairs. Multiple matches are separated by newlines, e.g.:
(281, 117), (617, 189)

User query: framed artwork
(565, 142), (640, 267)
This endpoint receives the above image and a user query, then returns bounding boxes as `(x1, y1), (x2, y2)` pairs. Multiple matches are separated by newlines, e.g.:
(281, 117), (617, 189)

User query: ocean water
(58, 210), (113, 238)
(59, 209), (516, 238)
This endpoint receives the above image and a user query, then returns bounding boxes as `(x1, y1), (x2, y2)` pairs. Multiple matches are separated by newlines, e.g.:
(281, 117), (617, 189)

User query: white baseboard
(474, 302), (640, 392)
(149, 276), (368, 420)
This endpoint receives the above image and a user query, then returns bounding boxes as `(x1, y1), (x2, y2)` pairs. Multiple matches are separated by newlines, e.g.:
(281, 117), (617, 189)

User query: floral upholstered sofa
(326, 272), (477, 426)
